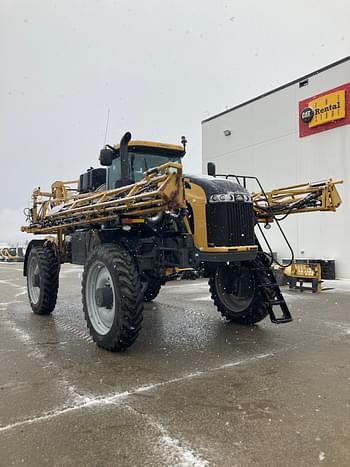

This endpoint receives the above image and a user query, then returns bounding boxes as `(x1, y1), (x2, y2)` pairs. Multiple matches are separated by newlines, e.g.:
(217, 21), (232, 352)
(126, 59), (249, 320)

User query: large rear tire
(27, 244), (60, 315)
(82, 244), (143, 351)
(209, 255), (270, 325)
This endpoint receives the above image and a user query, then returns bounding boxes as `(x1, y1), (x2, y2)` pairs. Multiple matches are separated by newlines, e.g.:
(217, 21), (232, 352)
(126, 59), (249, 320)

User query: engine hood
(184, 174), (250, 201)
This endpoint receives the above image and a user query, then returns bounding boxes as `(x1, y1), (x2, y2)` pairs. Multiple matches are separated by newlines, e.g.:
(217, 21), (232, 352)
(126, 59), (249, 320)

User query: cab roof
(113, 140), (185, 156)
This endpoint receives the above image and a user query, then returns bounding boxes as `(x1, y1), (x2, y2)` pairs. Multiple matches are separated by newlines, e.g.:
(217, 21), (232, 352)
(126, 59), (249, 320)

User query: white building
(202, 57), (350, 279)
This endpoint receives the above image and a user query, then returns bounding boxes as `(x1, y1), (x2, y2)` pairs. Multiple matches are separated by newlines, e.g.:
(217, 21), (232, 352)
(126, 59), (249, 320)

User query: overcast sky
(1, 0), (349, 244)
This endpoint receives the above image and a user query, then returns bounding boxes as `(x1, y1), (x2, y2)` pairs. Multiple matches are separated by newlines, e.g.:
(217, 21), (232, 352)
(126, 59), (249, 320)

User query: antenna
(181, 135), (187, 153)
(103, 108), (110, 145)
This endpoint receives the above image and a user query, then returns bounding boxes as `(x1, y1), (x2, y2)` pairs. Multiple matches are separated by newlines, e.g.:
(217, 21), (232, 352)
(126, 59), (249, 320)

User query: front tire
(27, 244), (60, 315)
(82, 244), (143, 351)
(209, 256), (270, 325)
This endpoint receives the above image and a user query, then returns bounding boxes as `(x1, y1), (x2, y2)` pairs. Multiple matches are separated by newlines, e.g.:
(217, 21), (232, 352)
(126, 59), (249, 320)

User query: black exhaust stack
(118, 131), (132, 187)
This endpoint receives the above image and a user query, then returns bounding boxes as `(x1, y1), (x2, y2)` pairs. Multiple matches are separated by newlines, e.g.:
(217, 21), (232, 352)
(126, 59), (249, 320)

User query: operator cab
(102, 140), (185, 190)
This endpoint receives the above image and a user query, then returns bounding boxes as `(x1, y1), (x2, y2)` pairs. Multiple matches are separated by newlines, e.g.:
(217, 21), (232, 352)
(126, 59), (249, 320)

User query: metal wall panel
(202, 59), (350, 278)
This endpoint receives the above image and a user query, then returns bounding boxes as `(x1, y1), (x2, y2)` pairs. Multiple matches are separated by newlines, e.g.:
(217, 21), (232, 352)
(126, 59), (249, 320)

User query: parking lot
(0, 262), (350, 466)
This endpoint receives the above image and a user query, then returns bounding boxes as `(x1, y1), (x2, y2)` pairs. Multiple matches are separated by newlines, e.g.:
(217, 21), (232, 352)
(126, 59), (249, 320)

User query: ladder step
(253, 256), (293, 324)
(269, 315), (293, 324)
(268, 304), (293, 324)
(265, 299), (285, 306)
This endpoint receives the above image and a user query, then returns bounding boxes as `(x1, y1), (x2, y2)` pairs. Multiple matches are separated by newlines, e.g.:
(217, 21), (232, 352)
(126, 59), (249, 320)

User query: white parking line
(15, 287), (27, 297)
(2, 316), (86, 406)
(0, 351), (275, 465)
(0, 395), (209, 466)
(124, 404), (209, 467)
(191, 296), (212, 301)
(0, 301), (23, 307)
(159, 433), (208, 467)
(0, 279), (23, 288)
(0, 351), (274, 434)
(0, 265), (24, 272)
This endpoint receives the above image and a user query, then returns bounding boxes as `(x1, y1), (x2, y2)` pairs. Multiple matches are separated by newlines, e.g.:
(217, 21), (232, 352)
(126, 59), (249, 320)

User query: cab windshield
(129, 152), (181, 182)
(108, 151), (181, 188)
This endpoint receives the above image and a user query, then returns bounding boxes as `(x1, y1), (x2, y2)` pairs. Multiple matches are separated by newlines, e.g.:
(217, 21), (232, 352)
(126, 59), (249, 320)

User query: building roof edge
(202, 56), (350, 124)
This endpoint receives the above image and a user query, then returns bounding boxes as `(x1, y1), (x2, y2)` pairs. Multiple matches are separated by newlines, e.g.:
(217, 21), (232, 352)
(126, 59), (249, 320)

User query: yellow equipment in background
(284, 262), (322, 293)
(0, 247), (25, 262)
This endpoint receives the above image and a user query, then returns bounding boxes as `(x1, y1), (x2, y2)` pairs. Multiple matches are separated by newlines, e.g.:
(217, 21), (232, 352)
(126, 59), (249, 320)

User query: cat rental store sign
(299, 83), (350, 137)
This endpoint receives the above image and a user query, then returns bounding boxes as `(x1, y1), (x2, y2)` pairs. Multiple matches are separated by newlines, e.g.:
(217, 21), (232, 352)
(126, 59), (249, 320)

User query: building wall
(202, 60), (350, 278)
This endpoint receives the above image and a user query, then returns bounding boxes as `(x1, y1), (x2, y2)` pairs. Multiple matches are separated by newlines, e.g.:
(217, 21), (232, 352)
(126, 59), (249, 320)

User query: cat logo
(300, 106), (314, 123)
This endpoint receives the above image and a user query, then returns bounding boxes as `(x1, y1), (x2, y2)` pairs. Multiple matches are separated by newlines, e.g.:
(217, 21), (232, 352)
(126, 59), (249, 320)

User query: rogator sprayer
(21, 132), (343, 351)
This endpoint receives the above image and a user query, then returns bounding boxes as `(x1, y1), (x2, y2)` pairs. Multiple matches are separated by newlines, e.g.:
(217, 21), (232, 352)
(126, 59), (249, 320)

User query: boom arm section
(22, 162), (185, 235)
(253, 179), (343, 222)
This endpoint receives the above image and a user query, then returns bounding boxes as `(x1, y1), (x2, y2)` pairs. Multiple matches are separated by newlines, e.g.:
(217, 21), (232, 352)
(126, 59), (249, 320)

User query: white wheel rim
(28, 256), (40, 304)
(86, 261), (116, 335)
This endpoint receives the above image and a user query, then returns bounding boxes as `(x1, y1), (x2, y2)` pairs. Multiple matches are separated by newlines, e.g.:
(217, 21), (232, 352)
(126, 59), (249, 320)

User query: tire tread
(27, 244), (59, 315)
(82, 244), (143, 351)
(209, 255), (271, 325)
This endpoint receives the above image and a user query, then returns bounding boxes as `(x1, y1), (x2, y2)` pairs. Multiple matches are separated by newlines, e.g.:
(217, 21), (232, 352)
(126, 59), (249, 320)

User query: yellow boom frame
(253, 179), (343, 222)
(22, 162), (185, 235)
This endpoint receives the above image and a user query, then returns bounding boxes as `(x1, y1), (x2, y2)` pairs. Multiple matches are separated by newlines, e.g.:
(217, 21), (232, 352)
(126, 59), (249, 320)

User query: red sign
(299, 83), (350, 137)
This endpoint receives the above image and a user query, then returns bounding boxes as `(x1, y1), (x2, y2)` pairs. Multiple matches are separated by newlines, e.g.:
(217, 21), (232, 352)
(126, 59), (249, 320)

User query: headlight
(209, 192), (252, 203)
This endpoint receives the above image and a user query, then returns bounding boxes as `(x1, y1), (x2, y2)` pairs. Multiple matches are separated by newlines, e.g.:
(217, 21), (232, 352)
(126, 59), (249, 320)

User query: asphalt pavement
(0, 263), (350, 467)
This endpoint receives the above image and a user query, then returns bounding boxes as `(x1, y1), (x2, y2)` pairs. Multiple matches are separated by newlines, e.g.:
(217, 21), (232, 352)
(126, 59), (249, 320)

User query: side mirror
(99, 148), (114, 166)
(207, 162), (216, 177)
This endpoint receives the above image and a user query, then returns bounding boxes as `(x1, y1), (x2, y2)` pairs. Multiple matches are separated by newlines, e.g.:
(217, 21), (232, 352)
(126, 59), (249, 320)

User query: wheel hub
(85, 261), (116, 335)
(95, 286), (113, 309)
(33, 273), (40, 288)
(215, 265), (255, 313)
